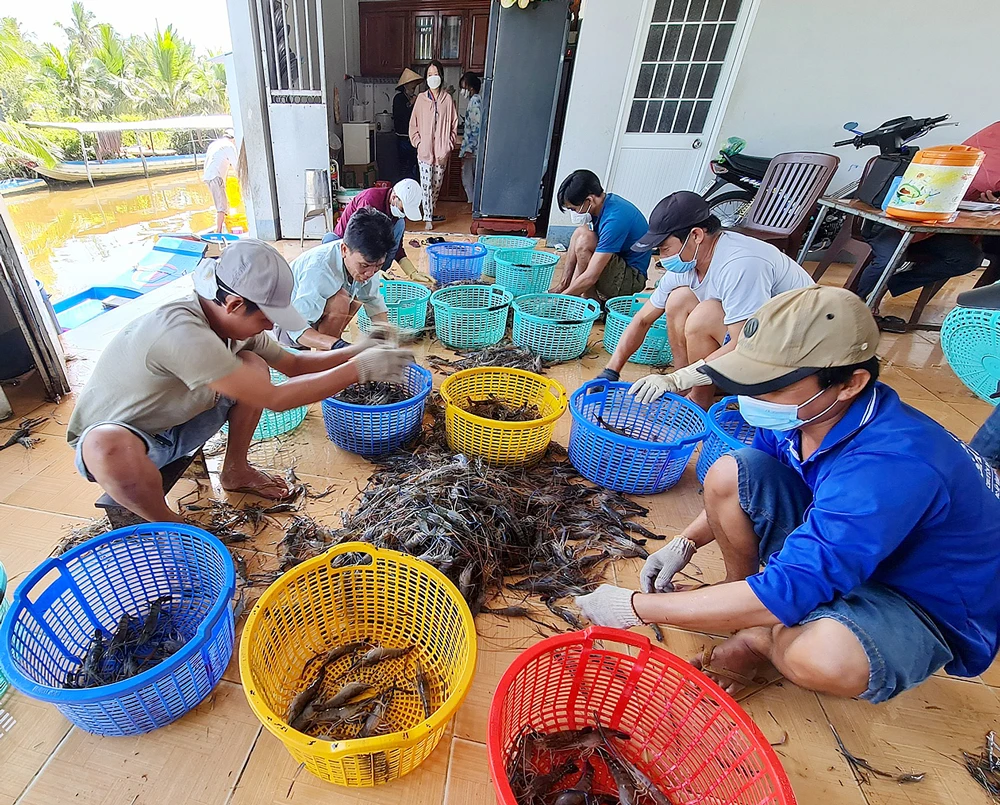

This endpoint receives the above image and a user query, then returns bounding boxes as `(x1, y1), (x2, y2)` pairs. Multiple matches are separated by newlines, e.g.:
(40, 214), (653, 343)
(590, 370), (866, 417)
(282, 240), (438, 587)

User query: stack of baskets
(696, 397), (757, 484)
(440, 368), (567, 467)
(603, 294), (673, 366)
(0, 525), (236, 736)
(321, 364), (433, 457)
(357, 279), (432, 335)
(493, 249), (560, 298)
(430, 284), (513, 350)
(426, 242), (488, 285)
(511, 293), (601, 362)
(0, 560), (9, 698)
(941, 304), (1000, 404)
(568, 380), (708, 494)
(224, 368), (308, 441)
(478, 235), (537, 279)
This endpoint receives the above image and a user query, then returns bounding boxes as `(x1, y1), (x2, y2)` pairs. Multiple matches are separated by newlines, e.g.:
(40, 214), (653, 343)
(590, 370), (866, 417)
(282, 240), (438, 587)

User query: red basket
(487, 627), (796, 805)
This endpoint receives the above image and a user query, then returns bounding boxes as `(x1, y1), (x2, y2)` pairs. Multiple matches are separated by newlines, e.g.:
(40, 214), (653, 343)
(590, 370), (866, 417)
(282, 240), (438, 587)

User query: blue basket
(493, 249), (560, 298)
(695, 397), (757, 484)
(0, 525), (235, 736)
(320, 363), (433, 457)
(479, 235), (537, 278)
(357, 279), (432, 334)
(512, 294), (602, 362)
(941, 305), (1000, 406)
(430, 284), (512, 350)
(568, 381), (709, 494)
(603, 294), (672, 366)
(427, 242), (488, 285)
(0, 560), (9, 698)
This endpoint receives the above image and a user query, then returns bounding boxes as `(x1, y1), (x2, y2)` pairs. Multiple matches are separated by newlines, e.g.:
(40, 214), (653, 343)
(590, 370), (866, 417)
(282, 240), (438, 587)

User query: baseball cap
(193, 239), (307, 331)
(700, 285), (880, 395)
(632, 191), (712, 252)
(392, 178), (423, 221)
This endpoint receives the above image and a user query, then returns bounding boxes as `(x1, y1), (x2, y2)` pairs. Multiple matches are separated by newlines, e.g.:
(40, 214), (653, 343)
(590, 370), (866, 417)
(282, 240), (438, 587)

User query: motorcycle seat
(725, 153), (771, 180)
(957, 282), (1000, 311)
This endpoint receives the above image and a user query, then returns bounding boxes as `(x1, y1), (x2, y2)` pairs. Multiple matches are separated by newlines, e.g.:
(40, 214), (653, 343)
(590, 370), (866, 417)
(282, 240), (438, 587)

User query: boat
(24, 114), (233, 186)
(0, 177), (47, 196)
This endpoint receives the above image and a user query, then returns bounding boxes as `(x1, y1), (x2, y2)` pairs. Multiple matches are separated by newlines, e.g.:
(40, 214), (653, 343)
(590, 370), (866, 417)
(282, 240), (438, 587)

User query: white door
(608, 0), (757, 216)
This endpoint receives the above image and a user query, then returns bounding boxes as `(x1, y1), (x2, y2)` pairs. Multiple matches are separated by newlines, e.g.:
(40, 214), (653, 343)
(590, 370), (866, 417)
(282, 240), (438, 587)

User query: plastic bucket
(886, 145), (985, 222)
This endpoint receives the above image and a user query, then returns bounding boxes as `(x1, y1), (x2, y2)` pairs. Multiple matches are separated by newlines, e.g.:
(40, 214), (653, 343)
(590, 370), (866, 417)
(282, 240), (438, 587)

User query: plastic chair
(812, 156), (879, 282)
(736, 152), (840, 257)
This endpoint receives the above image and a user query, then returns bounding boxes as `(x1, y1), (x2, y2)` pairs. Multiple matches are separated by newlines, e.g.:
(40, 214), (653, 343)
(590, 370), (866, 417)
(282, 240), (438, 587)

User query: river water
(5, 169), (222, 301)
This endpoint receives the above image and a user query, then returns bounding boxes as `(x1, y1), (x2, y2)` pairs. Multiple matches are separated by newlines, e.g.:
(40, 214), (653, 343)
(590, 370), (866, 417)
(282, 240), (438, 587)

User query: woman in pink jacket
(409, 60), (459, 230)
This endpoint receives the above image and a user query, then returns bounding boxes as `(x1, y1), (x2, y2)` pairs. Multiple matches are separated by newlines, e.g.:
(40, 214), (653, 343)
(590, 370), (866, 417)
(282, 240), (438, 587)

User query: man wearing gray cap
(67, 239), (413, 523)
(598, 191), (813, 409)
(577, 286), (1000, 704)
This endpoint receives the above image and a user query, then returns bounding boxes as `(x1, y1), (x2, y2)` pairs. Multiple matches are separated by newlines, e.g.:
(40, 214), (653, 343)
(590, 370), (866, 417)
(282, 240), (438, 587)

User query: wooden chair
(736, 152), (840, 257)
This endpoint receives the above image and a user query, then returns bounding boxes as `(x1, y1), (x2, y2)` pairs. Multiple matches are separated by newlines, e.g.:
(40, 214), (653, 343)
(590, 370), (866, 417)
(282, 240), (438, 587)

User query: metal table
(797, 198), (1000, 309)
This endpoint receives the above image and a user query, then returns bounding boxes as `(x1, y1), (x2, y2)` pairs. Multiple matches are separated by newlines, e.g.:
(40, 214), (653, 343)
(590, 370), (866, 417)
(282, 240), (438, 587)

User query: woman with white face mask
(409, 60), (459, 231)
(458, 71), (482, 204)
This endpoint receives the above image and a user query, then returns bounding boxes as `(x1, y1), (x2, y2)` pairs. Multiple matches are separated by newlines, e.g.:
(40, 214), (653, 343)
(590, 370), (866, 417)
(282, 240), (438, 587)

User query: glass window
(441, 15), (462, 61)
(414, 15), (434, 62)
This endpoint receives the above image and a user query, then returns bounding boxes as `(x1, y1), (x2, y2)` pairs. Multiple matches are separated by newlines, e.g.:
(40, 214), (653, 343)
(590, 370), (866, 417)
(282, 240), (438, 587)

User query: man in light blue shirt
(279, 208), (394, 350)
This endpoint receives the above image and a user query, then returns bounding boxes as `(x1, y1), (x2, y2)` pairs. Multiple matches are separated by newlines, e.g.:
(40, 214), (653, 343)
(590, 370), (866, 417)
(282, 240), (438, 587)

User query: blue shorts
(732, 447), (954, 703)
(74, 396), (235, 482)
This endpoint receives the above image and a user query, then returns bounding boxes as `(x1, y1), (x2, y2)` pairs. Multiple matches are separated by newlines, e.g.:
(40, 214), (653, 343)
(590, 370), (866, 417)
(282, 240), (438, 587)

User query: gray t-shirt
(67, 293), (285, 446)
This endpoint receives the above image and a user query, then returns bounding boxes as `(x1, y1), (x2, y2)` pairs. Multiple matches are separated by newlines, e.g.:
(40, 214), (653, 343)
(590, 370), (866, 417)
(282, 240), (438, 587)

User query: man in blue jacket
(576, 285), (1000, 703)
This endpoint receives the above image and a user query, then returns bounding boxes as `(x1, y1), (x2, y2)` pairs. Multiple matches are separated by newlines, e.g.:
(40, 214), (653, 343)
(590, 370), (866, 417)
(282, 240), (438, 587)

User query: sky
(10, 0), (233, 55)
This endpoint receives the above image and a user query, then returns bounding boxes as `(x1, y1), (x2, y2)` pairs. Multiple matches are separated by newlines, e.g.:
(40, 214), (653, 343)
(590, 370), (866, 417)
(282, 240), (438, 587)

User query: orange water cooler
(886, 145), (984, 222)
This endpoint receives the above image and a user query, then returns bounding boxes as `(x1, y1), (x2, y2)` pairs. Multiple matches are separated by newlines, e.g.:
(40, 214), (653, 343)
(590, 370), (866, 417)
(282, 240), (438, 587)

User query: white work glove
(347, 322), (400, 355)
(574, 585), (642, 630)
(398, 257), (434, 286)
(640, 536), (696, 593)
(628, 360), (713, 405)
(353, 346), (415, 386)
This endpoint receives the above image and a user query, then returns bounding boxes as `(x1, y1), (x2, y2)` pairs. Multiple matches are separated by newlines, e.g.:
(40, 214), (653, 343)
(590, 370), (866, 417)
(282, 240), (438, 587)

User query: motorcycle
(701, 115), (956, 251)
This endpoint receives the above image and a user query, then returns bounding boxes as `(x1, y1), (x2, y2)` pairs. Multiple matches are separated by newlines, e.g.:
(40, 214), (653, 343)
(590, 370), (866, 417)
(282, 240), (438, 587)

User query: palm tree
(57, 2), (98, 53)
(191, 55), (229, 114)
(90, 23), (132, 114)
(0, 18), (57, 168)
(38, 42), (110, 119)
(131, 25), (199, 116)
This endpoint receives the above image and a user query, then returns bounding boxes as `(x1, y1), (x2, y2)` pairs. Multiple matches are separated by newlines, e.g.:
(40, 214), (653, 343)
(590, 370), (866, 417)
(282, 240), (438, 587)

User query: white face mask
(426, 74), (442, 90)
(390, 204), (405, 219)
(460, 88), (470, 99)
(569, 201), (593, 226)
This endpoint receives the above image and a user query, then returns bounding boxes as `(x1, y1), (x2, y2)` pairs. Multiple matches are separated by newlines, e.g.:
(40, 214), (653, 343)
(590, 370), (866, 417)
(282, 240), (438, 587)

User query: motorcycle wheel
(708, 190), (754, 228)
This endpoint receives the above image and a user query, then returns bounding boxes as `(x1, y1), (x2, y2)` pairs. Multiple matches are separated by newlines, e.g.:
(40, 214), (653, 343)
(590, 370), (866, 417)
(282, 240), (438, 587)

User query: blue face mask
(737, 387), (838, 431)
(658, 233), (698, 273)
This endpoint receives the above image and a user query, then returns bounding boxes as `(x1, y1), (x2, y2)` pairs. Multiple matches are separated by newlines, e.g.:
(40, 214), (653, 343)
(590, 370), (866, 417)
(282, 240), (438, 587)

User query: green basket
(0, 559), (9, 697)
(223, 368), (308, 440)
(493, 249), (560, 298)
(478, 235), (538, 278)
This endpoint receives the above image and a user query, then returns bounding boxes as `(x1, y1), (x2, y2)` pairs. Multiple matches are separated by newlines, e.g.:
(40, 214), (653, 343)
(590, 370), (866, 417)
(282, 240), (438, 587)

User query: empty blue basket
(427, 242), (488, 285)
(568, 381), (708, 495)
(941, 305), (1000, 405)
(479, 235), (537, 278)
(512, 293), (601, 362)
(357, 279), (432, 334)
(0, 524), (235, 736)
(603, 294), (672, 366)
(493, 249), (561, 298)
(430, 284), (512, 350)
(695, 397), (757, 484)
(321, 363), (433, 457)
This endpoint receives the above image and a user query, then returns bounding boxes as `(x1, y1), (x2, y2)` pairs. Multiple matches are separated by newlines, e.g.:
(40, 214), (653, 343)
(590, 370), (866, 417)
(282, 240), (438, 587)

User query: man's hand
(981, 190), (1000, 204)
(352, 346), (415, 386)
(629, 360), (712, 404)
(640, 536), (696, 593)
(575, 585), (643, 629)
(398, 257), (434, 286)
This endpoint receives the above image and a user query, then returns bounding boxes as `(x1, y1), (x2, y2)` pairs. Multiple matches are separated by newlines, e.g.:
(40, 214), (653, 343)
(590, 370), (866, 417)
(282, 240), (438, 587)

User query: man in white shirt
(203, 130), (239, 233)
(599, 191), (814, 409)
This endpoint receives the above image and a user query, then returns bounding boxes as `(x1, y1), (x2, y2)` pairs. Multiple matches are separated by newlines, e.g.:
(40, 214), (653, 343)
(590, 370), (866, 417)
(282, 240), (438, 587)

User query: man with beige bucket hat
(577, 285), (1000, 703)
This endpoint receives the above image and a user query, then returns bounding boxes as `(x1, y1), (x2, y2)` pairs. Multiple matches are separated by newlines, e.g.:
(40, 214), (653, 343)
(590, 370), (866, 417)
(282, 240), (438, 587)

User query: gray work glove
(640, 536), (696, 593)
(628, 360), (713, 405)
(596, 368), (621, 382)
(353, 346), (415, 386)
(574, 585), (642, 630)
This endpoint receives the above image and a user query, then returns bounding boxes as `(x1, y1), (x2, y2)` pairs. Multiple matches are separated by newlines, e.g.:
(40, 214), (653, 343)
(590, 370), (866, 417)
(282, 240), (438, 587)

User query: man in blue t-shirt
(551, 169), (651, 299)
(576, 286), (1000, 704)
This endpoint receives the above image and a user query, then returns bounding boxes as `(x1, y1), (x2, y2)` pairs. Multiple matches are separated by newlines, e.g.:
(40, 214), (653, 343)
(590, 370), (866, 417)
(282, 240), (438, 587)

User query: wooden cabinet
(359, 1), (490, 77)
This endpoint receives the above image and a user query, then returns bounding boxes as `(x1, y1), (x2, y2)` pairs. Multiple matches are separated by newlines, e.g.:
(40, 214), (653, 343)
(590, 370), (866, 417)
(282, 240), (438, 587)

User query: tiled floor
(0, 233), (997, 805)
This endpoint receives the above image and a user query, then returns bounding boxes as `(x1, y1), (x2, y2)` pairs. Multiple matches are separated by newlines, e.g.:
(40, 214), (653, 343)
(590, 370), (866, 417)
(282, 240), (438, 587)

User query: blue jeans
(971, 407), (1000, 469)
(322, 218), (404, 274)
(732, 447), (953, 703)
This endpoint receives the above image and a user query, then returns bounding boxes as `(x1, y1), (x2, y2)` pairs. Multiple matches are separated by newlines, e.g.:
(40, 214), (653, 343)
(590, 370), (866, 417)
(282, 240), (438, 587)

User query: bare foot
(424, 221), (434, 231)
(220, 465), (290, 500)
(691, 627), (772, 696)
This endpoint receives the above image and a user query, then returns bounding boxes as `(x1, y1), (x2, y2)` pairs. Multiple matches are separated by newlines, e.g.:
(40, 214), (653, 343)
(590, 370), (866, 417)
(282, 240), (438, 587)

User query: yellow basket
(239, 542), (477, 787)
(439, 367), (568, 466)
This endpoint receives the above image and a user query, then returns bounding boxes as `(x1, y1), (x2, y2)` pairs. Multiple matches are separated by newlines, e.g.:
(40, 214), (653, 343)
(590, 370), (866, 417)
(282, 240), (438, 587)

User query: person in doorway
(458, 71), (482, 204)
(328, 178), (433, 285)
(551, 170), (650, 299)
(410, 60), (458, 231)
(393, 68), (422, 181)
(202, 130), (239, 233)
(280, 207), (396, 350)
(856, 121), (1000, 331)
(600, 191), (813, 409)
(576, 285), (1000, 704)
(67, 239), (413, 523)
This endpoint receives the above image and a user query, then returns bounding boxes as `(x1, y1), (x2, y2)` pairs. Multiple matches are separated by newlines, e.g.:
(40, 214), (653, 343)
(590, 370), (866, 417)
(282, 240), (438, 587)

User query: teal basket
(430, 284), (512, 350)
(941, 305), (1000, 405)
(512, 294), (602, 362)
(0, 559), (8, 697)
(493, 249), (560, 298)
(357, 279), (432, 335)
(479, 235), (537, 279)
(603, 294), (673, 366)
(223, 368), (308, 440)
